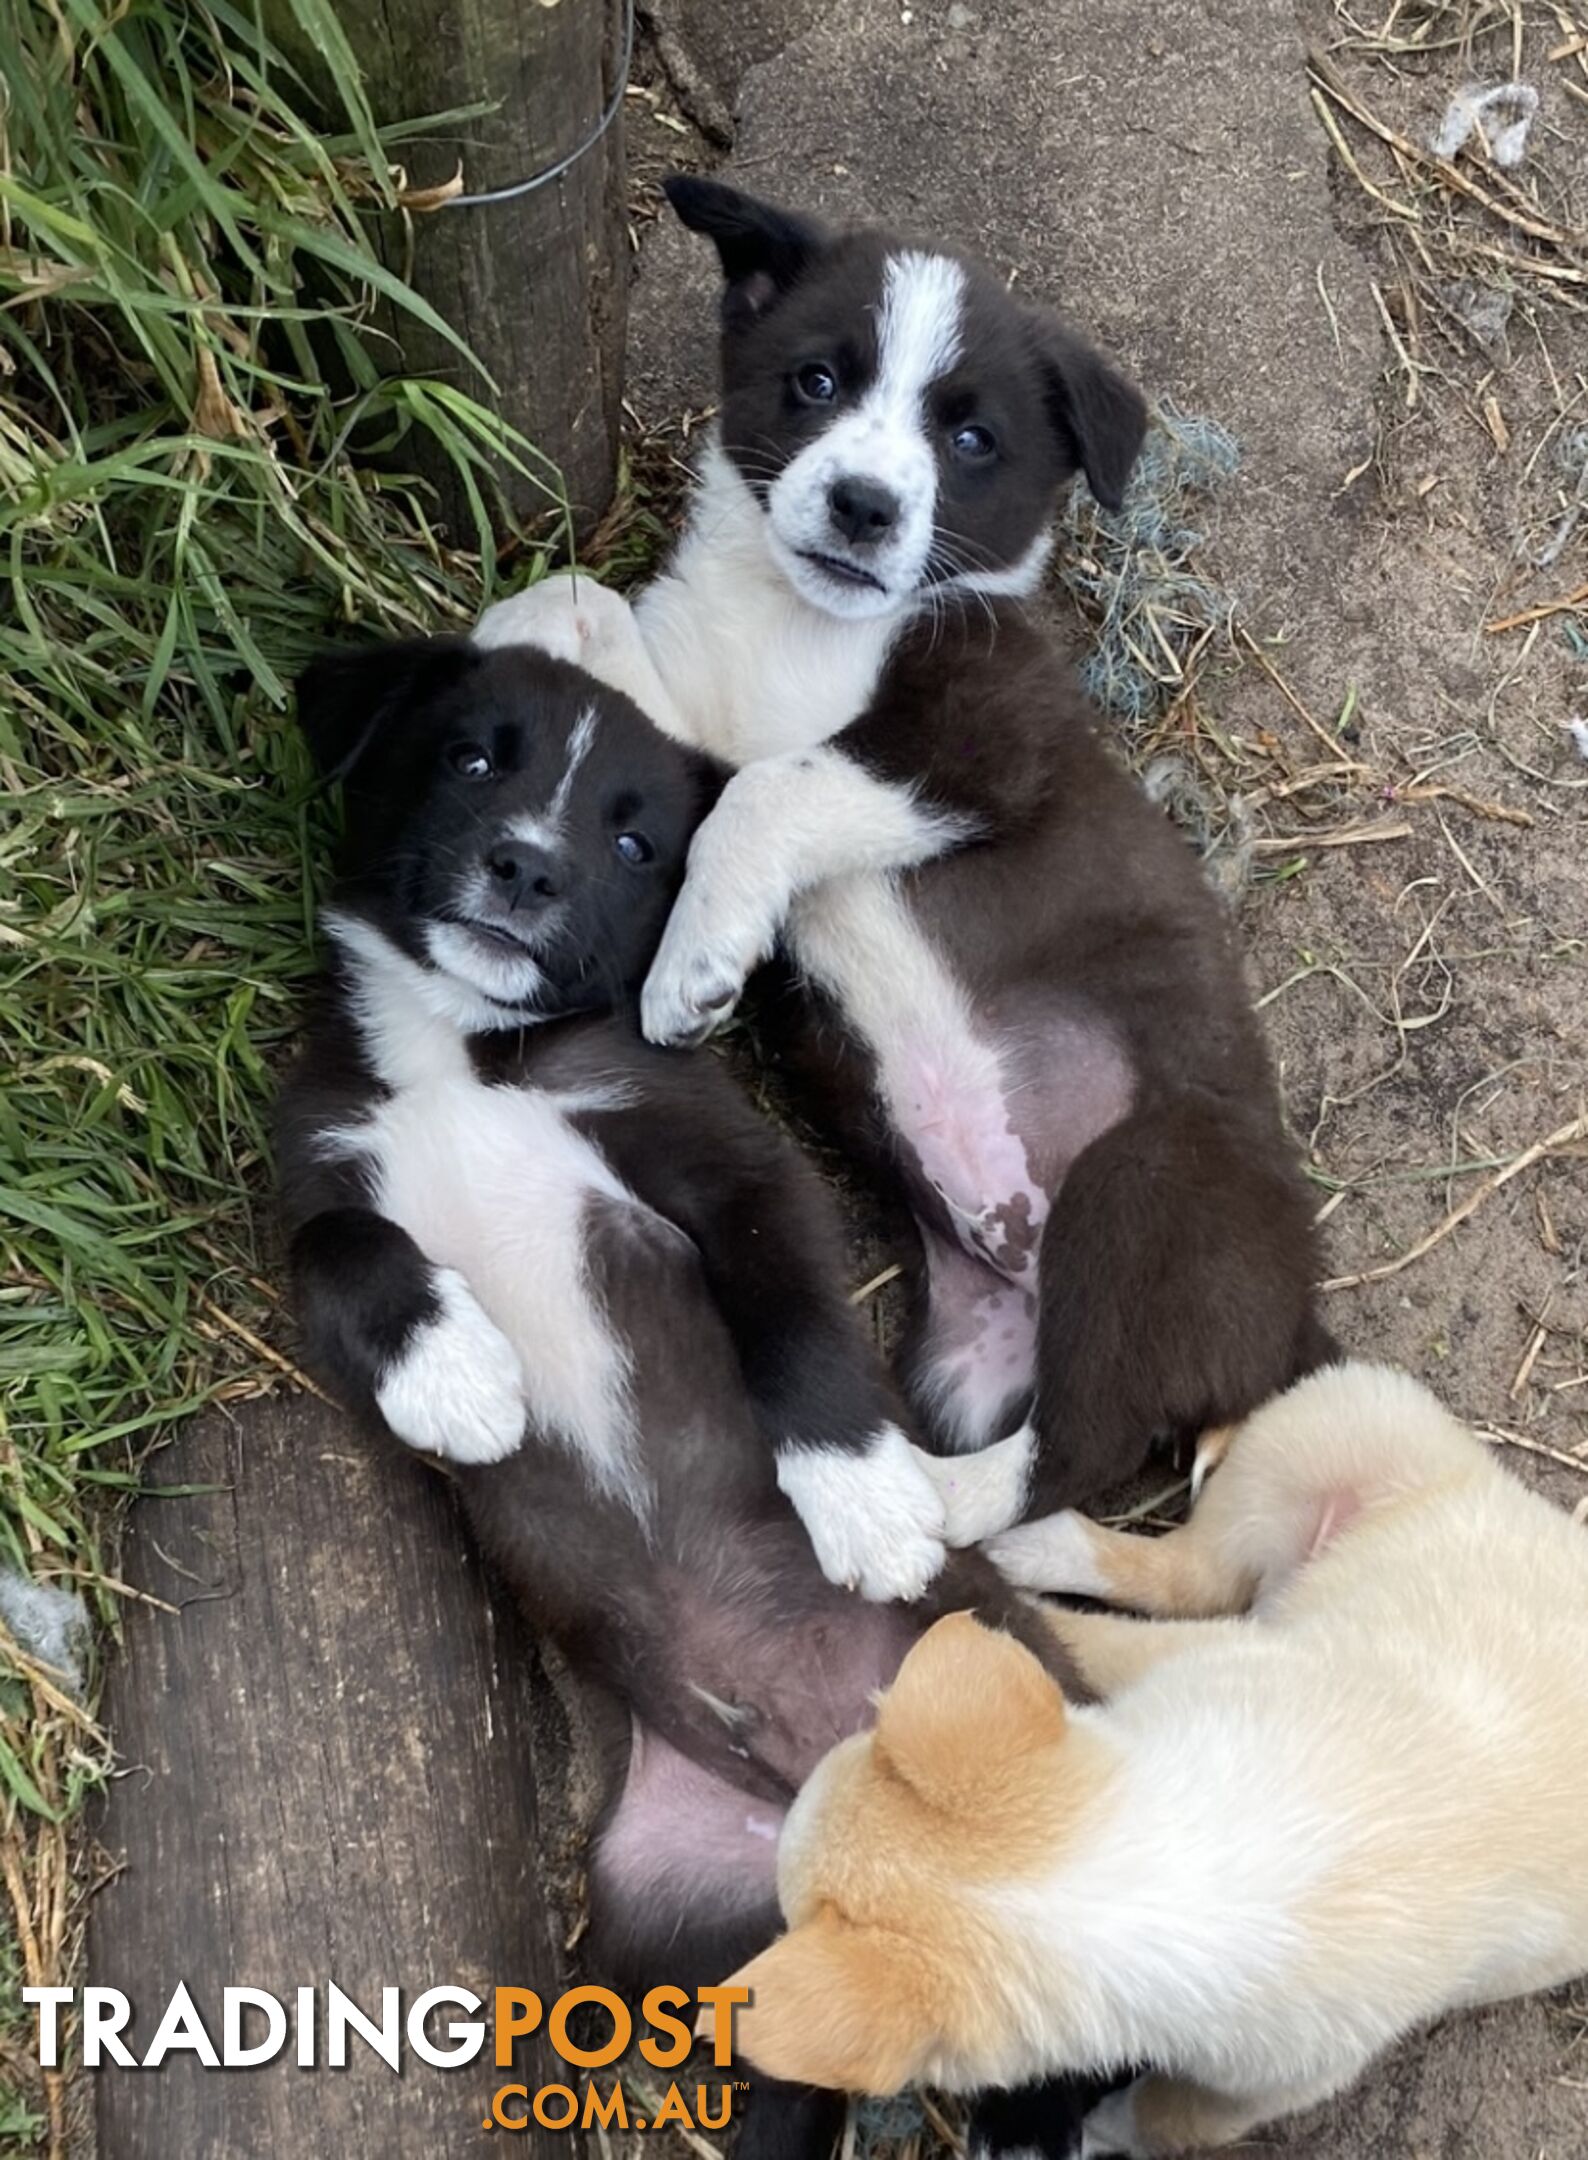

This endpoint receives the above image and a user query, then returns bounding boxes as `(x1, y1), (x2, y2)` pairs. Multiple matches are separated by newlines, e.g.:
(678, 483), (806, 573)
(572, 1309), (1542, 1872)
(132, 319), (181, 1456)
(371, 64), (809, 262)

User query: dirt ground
(620, 0), (1588, 2153)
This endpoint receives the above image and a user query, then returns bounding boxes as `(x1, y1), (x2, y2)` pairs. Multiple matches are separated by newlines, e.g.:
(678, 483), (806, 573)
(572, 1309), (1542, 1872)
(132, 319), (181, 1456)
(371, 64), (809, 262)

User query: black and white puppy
(480, 179), (1334, 1577)
(277, 637), (996, 1593)
(274, 639), (1097, 2156)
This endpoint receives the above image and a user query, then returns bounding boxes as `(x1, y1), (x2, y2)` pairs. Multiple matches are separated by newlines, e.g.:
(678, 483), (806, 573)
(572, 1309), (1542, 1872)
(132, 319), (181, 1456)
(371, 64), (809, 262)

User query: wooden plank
(90, 1395), (583, 2157)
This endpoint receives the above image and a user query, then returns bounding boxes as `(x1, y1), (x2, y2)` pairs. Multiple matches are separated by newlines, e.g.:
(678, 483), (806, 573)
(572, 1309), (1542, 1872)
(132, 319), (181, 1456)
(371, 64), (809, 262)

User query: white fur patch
(420, 918), (548, 1019)
(554, 703), (599, 808)
(322, 916), (648, 1509)
(375, 1266), (526, 1464)
(636, 444), (907, 762)
(985, 1509), (1108, 1596)
(474, 575), (690, 739)
(882, 250), (968, 391)
(500, 701), (601, 857)
(775, 1424), (947, 1602)
(914, 1425), (1034, 1546)
(765, 252), (966, 618)
(640, 748), (966, 1044)
(327, 911), (532, 1059)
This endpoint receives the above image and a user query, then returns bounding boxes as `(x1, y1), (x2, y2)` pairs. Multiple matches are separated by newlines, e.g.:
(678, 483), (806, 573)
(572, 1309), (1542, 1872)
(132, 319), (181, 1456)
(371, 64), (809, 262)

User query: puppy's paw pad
(778, 1427), (949, 1603)
(376, 1269), (526, 1465)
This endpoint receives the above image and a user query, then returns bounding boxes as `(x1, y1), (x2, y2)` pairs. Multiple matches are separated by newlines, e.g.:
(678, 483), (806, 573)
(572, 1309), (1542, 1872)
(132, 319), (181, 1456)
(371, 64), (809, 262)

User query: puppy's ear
(706, 1912), (940, 2095)
(875, 1614), (1067, 1815)
(663, 174), (826, 327)
(1028, 313), (1147, 513)
(295, 638), (475, 784)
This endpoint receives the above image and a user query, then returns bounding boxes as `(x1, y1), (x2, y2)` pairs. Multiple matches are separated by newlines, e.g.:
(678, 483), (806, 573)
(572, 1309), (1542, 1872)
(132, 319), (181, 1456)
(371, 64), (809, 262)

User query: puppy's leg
(1037, 1609), (1246, 1695)
(968, 2072), (1122, 2160)
(1082, 2069), (1349, 2156)
(1023, 1100), (1323, 1514)
(993, 1349), (1405, 1617)
(290, 1207), (525, 1465)
(989, 1500), (1259, 1617)
(642, 753), (967, 1047)
(914, 1426), (1035, 1546)
(592, 1052), (949, 1603)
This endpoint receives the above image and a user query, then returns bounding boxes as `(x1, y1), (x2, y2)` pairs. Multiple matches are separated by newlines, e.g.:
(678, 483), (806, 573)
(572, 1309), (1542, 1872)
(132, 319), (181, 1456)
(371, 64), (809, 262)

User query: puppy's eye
(614, 831), (654, 866)
(950, 422), (996, 463)
(449, 743), (493, 780)
(794, 363), (839, 406)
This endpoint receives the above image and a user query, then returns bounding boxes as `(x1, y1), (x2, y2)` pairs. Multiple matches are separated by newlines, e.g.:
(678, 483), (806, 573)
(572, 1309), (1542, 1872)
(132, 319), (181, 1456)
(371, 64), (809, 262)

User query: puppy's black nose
(828, 475), (900, 546)
(485, 839), (563, 909)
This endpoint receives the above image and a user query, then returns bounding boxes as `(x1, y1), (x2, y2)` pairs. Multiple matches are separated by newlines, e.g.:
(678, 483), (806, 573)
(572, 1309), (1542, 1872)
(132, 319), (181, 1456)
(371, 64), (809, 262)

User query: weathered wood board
(90, 1395), (583, 2158)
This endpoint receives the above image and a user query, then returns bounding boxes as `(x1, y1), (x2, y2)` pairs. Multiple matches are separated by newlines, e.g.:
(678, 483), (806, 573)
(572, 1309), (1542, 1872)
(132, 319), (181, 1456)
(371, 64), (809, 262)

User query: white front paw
(473, 573), (639, 678)
(915, 1425), (1034, 1547)
(1080, 2083), (1145, 2159)
(641, 886), (770, 1047)
(986, 1509), (1108, 1597)
(375, 1269), (527, 1466)
(777, 1426), (948, 1603)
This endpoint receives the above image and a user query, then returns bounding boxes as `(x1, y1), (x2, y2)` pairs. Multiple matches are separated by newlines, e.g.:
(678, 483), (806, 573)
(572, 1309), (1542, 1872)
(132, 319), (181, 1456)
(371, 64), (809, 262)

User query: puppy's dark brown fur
(734, 602), (1333, 1514)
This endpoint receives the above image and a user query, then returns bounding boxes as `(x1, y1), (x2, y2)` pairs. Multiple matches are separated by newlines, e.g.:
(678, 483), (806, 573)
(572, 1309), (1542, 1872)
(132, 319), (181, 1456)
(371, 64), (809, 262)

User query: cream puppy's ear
(707, 1909), (940, 2094)
(875, 1613), (1068, 1815)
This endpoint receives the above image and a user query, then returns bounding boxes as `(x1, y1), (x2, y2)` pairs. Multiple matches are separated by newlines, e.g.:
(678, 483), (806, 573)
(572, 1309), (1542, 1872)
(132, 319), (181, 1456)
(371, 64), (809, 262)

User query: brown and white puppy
(707, 1362), (1588, 2155)
(477, 179), (1333, 1602)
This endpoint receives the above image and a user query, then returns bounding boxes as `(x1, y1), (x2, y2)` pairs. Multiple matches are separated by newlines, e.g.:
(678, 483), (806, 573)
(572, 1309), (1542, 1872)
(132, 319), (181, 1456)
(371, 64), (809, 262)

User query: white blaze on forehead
(871, 251), (966, 415)
(505, 701), (600, 851)
(552, 702), (600, 818)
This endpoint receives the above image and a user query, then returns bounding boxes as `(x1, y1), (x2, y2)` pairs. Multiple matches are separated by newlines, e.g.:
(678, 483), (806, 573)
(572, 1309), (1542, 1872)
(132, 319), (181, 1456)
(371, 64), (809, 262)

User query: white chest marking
(323, 920), (646, 1508)
(633, 444), (902, 766)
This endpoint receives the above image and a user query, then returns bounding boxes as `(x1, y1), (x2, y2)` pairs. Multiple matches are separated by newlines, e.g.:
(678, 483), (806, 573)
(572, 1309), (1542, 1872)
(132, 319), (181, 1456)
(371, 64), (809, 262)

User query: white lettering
(82, 1988), (136, 2070)
(222, 1987), (287, 2068)
(143, 1981), (220, 2069)
(406, 1986), (485, 2067)
(23, 1988), (73, 2068)
(325, 1983), (400, 2070)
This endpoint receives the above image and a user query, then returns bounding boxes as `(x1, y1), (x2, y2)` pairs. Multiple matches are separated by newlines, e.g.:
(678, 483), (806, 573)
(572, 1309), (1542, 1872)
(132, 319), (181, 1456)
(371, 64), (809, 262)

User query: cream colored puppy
(704, 1361), (1588, 2155)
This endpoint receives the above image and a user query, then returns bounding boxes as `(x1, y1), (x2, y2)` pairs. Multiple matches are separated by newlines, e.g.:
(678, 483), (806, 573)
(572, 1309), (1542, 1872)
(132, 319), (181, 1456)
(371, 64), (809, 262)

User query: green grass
(0, 3), (570, 2143)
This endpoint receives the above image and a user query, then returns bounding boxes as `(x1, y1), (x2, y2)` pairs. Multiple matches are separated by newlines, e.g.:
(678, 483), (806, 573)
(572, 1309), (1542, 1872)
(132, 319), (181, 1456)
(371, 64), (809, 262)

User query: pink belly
(893, 1010), (1135, 1280)
(904, 1063), (1050, 1275)
(595, 1724), (783, 1914)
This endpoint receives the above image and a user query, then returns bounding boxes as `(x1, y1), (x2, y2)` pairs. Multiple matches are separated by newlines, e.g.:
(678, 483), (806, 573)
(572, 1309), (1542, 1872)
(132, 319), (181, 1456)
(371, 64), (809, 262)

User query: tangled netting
(0, 1564), (89, 1697)
(1058, 400), (1240, 730)
(852, 2092), (930, 2159)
